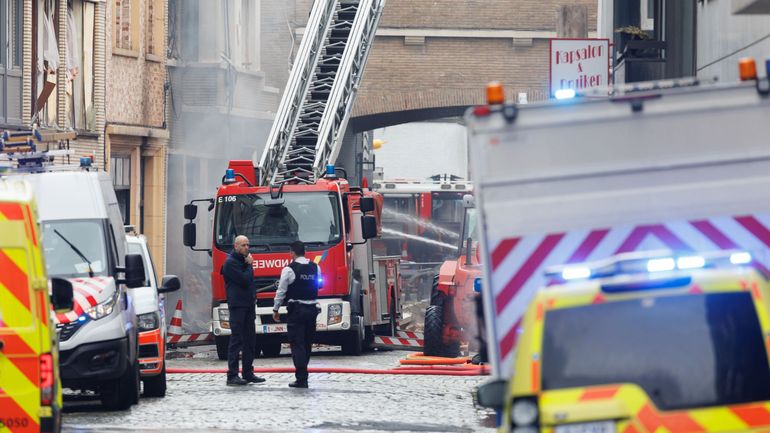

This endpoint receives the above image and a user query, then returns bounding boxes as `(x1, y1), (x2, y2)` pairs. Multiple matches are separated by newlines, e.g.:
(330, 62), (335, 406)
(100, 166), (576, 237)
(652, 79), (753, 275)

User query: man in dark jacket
(272, 241), (321, 388)
(221, 235), (265, 386)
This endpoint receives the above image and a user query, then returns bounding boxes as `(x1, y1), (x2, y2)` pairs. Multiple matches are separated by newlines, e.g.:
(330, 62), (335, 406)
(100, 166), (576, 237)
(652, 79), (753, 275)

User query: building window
(111, 155), (131, 225)
(167, 0), (198, 61)
(114, 0), (139, 53)
(1, 0), (23, 125)
(146, 0), (164, 58)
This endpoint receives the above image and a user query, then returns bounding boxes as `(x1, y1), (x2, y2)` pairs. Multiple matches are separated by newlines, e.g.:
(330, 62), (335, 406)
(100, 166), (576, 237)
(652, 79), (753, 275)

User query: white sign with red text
(550, 38), (610, 96)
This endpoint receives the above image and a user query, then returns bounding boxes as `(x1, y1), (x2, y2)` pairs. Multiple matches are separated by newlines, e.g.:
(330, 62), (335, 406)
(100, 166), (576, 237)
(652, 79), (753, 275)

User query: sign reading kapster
(550, 38), (610, 96)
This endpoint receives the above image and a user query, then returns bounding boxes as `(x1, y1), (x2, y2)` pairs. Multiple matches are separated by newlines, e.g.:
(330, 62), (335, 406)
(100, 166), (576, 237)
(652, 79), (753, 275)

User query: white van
(9, 170), (146, 410)
(126, 233), (180, 397)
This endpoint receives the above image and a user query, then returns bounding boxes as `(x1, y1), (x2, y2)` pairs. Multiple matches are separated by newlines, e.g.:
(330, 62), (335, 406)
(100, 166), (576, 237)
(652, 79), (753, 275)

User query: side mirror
(474, 379), (507, 410)
(159, 275), (181, 294)
(360, 197), (375, 213)
(50, 278), (74, 312)
(361, 215), (377, 240)
(123, 253), (146, 288)
(184, 204), (198, 220)
(183, 222), (197, 247)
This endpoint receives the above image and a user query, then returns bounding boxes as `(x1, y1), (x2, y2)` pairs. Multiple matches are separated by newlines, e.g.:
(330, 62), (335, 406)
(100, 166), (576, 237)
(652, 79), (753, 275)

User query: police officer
(221, 235), (266, 386)
(272, 241), (321, 388)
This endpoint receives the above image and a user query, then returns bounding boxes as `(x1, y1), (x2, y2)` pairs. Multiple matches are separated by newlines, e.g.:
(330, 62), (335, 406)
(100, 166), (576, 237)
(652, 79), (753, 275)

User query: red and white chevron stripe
(374, 331), (424, 348)
(54, 276), (112, 324)
(487, 214), (770, 375)
(166, 333), (213, 345)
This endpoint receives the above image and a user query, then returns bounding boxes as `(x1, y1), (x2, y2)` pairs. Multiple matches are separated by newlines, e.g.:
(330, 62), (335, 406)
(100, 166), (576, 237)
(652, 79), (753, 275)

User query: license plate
(260, 324), (287, 333)
(555, 421), (615, 433)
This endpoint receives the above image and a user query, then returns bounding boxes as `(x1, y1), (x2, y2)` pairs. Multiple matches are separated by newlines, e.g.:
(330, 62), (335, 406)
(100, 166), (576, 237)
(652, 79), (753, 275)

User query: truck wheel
(430, 275), (443, 306)
(215, 335), (230, 361)
(423, 305), (460, 358)
(261, 342), (282, 358)
(100, 360), (139, 411)
(142, 364), (167, 397)
(341, 327), (363, 356)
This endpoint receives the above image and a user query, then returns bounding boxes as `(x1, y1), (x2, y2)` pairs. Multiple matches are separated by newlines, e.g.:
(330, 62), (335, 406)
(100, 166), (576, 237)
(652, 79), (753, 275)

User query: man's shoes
(226, 377), (248, 386)
(244, 375), (266, 384)
(288, 381), (308, 388)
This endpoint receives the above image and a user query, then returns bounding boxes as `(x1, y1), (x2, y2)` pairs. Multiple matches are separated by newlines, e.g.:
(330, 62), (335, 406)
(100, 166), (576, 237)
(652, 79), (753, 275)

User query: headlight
(86, 290), (119, 320)
(137, 312), (160, 331)
(218, 307), (230, 322)
(327, 303), (342, 325)
(511, 399), (539, 426)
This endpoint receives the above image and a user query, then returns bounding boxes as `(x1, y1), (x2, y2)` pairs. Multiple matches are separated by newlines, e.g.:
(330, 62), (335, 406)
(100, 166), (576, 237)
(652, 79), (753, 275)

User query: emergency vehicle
(126, 233), (180, 397)
(183, 0), (402, 359)
(0, 178), (73, 433)
(2, 133), (147, 410)
(469, 58), (770, 432)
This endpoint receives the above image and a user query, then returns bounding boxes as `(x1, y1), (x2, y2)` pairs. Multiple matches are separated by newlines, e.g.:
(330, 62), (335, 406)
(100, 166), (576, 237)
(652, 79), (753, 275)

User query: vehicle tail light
(40, 353), (54, 406)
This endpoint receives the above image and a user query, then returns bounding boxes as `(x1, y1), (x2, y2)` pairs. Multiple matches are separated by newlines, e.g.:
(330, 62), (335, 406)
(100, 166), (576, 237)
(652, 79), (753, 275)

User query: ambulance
(470, 59), (770, 432)
(0, 178), (73, 433)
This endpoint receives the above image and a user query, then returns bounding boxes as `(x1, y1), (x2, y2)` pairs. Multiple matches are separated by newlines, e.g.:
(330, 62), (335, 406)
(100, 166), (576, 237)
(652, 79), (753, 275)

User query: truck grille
(57, 320), (85, 342)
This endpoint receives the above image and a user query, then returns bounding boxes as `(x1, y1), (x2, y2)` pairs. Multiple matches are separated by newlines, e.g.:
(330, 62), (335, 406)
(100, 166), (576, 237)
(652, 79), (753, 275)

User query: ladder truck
(183, 0), (401, 360)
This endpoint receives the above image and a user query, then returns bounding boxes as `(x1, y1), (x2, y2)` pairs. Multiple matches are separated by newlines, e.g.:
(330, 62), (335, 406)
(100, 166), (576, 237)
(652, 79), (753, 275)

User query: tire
(142, 364), (167, 397)
(261, 342), (282, 358)
(430, 275), (443, 306)
(341, 327), (363, 356)
(215, 335), (230, 361)
(423, 305), (460, 358)
(100, 360), (139, 411)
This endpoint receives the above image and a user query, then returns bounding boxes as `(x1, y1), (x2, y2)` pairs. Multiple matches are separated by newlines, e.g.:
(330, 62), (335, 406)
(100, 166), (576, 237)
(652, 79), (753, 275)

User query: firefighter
(221, 235), (266, 386)
(272, 241), (321, 388)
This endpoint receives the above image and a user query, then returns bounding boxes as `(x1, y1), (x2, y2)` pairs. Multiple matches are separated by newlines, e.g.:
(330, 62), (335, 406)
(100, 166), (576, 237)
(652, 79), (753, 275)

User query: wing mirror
(360, 197), (375, 213)
(474, 379), (507, 410)
(361, 215), (378, 240)
(183, 223), (197, 247)
(159, 275), (181, 294)
(184, 204), (197, 220)
(122, 253), (146, 288)
(50, 278), (74, 313)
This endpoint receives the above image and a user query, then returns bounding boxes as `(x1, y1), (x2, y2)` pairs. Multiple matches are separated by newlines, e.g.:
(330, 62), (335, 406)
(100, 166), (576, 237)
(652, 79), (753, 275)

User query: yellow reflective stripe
(689, 407), (747, 432)
(0, 352), (40, 422)
(0, 287), (38, 353)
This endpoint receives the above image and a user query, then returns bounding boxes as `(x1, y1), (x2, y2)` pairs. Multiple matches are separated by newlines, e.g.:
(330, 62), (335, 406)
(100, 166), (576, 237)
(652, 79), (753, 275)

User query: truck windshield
(215, 192), (342, 251)
(541, 292), (770, 410)
(42, 220), (109, 278)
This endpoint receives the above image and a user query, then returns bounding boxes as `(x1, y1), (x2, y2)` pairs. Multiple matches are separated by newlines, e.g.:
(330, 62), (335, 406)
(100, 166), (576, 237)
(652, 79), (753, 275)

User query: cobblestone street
(62, 347), (496, 433)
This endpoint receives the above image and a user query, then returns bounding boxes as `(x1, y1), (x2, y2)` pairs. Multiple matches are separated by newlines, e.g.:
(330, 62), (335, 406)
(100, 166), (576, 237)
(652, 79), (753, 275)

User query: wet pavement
(62, 346), (496, 433)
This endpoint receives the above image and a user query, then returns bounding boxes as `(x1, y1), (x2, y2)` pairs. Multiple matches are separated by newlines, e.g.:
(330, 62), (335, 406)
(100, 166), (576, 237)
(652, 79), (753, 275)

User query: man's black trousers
(287, 303), (319, 383)
(227, 306), (256, 379)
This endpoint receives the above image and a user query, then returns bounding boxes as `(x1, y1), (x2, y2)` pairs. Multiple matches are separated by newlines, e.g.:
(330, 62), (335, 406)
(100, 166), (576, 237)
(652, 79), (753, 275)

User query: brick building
(106, 0), (169, 273)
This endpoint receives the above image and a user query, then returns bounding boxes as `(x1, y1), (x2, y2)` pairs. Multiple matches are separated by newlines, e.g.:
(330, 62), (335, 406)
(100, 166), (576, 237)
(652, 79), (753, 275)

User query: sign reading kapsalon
(550, 38), (610, 96)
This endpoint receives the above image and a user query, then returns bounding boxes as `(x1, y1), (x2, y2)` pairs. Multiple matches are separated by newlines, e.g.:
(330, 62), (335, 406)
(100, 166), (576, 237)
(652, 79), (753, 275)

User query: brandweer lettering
(252, 259), (291, 269)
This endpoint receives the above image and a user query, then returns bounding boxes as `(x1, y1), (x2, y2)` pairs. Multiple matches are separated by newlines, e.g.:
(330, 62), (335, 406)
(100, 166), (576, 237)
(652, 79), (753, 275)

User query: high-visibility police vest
(287, 261), (319, 301)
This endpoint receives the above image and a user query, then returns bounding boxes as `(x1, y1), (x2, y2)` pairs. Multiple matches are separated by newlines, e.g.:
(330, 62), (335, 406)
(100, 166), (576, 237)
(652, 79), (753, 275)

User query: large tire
(100, 360), (139, 411)
(142, 364), (167, 397)
(423, 305), (460, 358)
(261, 342), (282, 358)
(215, 335), (230, 361)
(341, 328), (363, 356)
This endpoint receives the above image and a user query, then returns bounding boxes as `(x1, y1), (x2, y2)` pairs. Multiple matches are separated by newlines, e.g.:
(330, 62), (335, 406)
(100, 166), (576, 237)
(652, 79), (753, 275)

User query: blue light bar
(730, 252), (752, 265)
(562, 266), (591, 280)
(224, 168), (235, 184)
(326, 164), (336, 177)
(474, 277), (482, 293)
(77, 315), (88, 322)
(647, 257), (675, 272)
(676, 256), (705, 270)
(554, 88), (576, 100)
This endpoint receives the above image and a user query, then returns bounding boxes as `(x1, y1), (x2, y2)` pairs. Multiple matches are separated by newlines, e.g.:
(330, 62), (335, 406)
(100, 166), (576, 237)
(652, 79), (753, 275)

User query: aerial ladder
(184, 0), (401, 359)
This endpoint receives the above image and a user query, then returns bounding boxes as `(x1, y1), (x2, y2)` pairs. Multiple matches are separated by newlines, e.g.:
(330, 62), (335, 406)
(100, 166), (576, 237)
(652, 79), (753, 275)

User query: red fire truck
(183, 0), (399, 360)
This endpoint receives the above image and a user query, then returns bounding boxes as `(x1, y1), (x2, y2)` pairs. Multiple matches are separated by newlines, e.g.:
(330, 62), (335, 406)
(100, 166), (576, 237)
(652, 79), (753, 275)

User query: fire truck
(183, 0), (401, 360)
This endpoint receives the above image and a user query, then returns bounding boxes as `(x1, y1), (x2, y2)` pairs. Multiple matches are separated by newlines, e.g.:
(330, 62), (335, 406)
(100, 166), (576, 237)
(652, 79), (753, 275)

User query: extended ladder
(255, 0), (385, 186)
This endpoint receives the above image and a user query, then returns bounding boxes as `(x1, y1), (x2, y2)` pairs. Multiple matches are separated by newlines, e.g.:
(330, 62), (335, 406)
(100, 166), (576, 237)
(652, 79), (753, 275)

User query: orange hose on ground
(399, 352), (470, 365)
(166, 367), (488, 376)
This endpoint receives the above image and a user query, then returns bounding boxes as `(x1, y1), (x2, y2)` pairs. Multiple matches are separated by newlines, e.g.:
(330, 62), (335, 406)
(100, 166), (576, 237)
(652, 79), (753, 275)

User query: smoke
(164, 0), (304, 333)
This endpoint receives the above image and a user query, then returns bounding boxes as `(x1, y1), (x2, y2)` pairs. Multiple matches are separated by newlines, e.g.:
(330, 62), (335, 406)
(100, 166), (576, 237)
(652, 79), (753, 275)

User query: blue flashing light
(730, 252), (752, 265)
(326, 164), (336, 177)
(766, 58), (770, 78)
(554, 88), (576, 100)
(676, 256), (705, 270)
(224, 168), (236, 184)
(77, 315), (88, 323)
(647, 257), (675, 273)
(474, 277), (482, 293)
(79, 157), (92, 168)
(562, 266), (591, 281)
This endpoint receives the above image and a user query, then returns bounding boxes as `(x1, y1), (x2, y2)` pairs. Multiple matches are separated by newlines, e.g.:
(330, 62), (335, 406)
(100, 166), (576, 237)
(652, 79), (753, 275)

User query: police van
(0, 178), (73, 433)
(6, 166), (146, 411)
